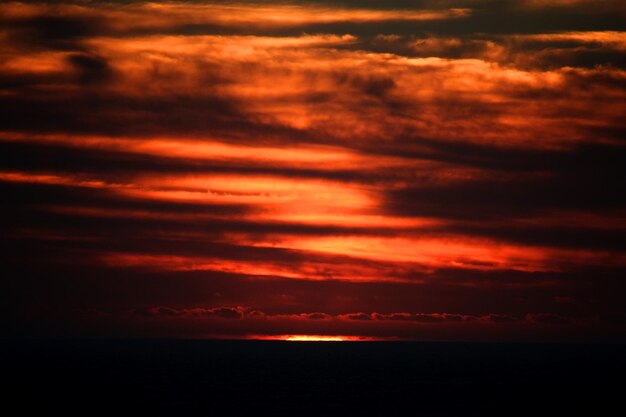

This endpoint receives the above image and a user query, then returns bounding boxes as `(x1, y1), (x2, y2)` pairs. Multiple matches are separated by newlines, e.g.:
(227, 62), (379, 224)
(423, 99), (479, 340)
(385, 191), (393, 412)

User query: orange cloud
(3, 29), (624, 148)
(255, 235), (626, 273)
(0, 2), (470, 32)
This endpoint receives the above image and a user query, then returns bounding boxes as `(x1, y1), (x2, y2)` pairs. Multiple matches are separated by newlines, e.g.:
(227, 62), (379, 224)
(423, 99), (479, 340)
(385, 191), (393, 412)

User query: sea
(2, 340), (624, 416)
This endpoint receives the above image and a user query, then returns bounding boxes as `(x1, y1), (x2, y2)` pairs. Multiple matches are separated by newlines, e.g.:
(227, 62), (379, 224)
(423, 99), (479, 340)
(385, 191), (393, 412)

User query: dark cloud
(385, 142), (626, 221)
(486, 314), (519, 323)
(412, 314), (446, 323)
(67, 53), (113, 84)
(113, 305), (579, 330)
(209, 307), (244, 319)
(130, 306), (244, 319)
(443, 314), (468, 322)
(2, 15), (99, 51)
(373, 313), (448, 322)
(0, 94), (254, 137)
(439, 223), (626, 252)
(362, 33), (626, 69)
(155, 306), (184, 317)
(344, 73), (396, 99)
(526, 313), (571, 325)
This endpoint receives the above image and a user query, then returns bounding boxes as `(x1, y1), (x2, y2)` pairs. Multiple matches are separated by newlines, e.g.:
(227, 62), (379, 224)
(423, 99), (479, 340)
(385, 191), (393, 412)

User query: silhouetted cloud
(485, 314), (519, 324)
(526, 313), (570, 325)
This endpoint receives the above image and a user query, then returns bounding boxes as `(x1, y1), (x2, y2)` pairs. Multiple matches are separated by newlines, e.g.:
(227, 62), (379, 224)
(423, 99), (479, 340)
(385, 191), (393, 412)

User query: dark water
(2, 340), (625, 416)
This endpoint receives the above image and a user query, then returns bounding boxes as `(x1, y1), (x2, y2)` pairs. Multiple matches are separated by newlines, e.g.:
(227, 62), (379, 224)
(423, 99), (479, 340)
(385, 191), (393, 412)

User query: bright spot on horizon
(285, 335), (345, 342)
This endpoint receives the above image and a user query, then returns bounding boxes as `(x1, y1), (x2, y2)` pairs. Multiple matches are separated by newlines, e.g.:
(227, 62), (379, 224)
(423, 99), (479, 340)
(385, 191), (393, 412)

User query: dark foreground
(2, 340), (625, 416)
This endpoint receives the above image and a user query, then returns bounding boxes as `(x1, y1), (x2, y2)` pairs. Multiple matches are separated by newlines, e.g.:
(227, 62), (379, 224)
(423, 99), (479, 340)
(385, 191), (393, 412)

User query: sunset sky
(2, 0), (625, 341)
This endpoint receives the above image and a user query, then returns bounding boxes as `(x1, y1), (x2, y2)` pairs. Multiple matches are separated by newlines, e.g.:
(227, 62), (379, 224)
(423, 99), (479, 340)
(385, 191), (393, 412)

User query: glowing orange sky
(1, 0), (625, 342)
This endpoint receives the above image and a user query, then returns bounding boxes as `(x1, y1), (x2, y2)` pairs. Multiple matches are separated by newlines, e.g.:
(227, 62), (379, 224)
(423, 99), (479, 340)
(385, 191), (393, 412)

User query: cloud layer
(1, 0), (625, 341)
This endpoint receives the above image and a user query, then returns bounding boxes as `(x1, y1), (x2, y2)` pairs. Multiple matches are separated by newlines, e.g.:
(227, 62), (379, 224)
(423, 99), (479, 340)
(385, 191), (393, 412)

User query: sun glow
(285, 335), (345, 342)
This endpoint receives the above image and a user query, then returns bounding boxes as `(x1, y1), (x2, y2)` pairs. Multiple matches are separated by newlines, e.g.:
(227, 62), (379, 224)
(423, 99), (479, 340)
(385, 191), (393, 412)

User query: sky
(1, 0), (625, 341)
